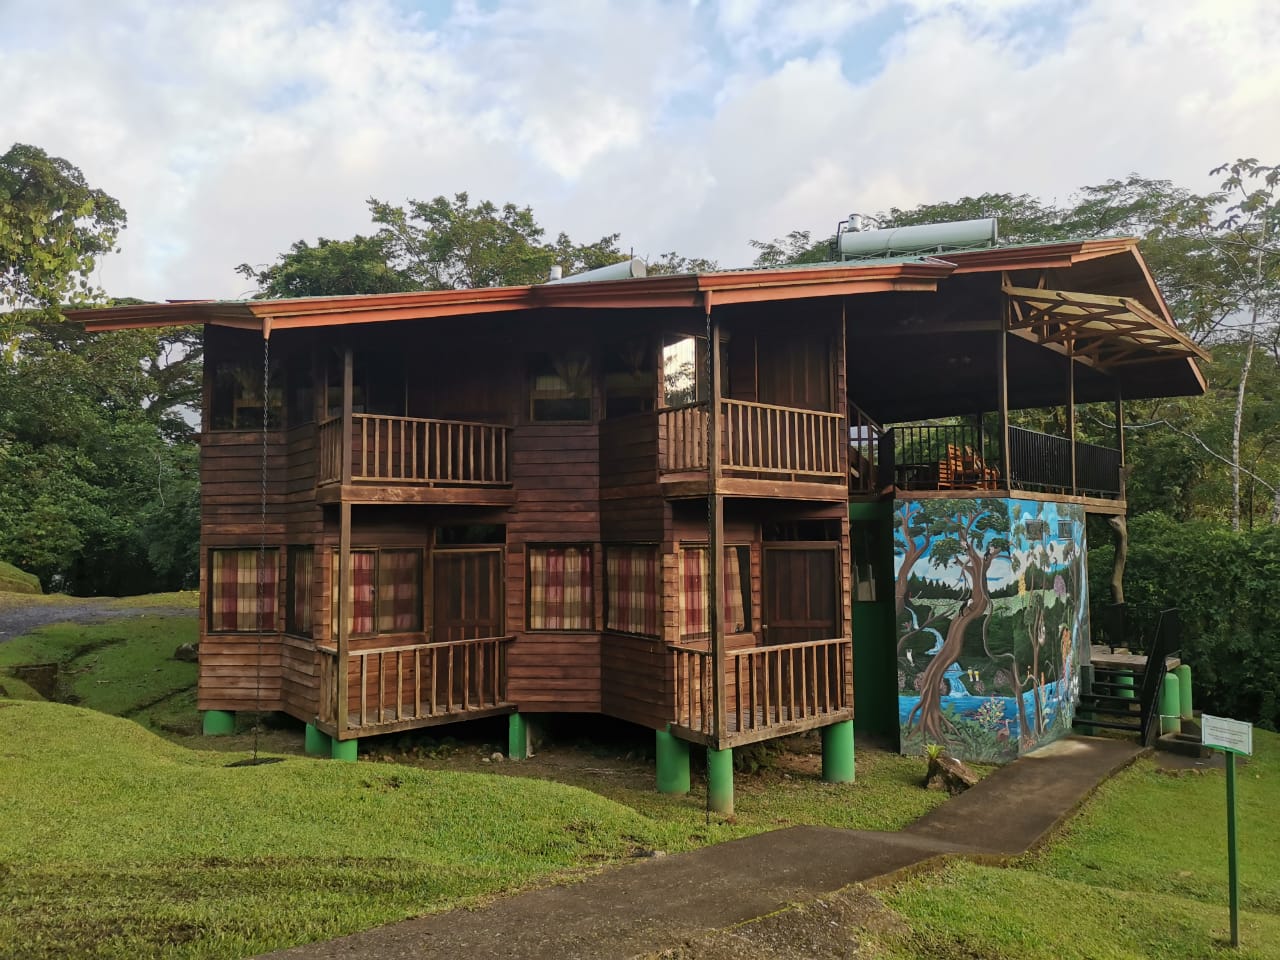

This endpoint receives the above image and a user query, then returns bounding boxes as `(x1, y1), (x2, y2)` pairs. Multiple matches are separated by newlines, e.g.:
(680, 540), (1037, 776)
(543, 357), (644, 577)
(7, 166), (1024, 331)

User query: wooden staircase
(1073, 608), (1179, 746)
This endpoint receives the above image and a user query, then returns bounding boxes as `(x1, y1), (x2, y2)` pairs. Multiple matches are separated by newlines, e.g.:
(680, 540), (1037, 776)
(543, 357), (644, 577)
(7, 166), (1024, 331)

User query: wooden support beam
(997, 311), (1011, 486)
(337, 499), (351, 736)
(341, 347), (354, 486)
(1067, 344), (1077, 496)
(707, 294), (727, 747)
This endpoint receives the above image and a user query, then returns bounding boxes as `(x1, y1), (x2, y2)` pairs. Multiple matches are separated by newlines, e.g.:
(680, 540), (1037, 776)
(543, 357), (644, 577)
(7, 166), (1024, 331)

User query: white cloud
(1, 0), (1277, 301)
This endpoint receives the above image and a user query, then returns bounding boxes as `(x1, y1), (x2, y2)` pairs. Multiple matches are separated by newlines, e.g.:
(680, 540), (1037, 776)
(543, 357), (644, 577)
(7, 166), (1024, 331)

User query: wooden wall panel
(506, 633), (601, 712)
(601, 632), (670, 729)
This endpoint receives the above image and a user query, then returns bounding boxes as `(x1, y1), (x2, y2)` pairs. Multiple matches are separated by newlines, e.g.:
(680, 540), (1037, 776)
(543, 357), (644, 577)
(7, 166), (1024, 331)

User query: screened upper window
(529, 352), (592, 422)
(603, 339), (655, 418)
(211, 359), (283, 430)
(209, 548), (278, 632)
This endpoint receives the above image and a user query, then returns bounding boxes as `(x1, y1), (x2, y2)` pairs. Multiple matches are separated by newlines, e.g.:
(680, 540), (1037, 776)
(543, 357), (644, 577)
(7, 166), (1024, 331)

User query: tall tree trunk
(1272, 485), (1280, 526)
(894, 510), (930, 617)
(1107, 515), (1127, 604)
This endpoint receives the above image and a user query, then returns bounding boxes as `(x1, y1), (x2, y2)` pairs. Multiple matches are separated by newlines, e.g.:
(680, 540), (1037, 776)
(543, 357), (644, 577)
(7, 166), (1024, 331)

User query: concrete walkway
(258, 736), (1143, 960)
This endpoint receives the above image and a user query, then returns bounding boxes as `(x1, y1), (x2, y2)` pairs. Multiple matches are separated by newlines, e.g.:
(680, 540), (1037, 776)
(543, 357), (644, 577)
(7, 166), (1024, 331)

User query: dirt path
(0, 599), (194, 643)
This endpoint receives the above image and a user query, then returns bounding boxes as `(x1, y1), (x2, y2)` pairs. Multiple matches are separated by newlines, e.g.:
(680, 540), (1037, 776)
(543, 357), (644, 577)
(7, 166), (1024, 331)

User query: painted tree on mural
(903, 498), (1009, 743)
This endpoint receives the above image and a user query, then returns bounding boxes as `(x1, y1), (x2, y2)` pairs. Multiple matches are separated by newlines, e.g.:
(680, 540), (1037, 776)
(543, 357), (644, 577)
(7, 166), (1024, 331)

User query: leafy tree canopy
(235, 235), (416, 299)
(0, 143), (126, 309)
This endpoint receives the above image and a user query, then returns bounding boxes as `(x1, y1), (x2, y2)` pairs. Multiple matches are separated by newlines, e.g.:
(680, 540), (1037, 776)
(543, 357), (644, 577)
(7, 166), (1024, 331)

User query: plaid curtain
(291, 548), (314, 636)
(377, 550), (421, 633)
(331, 550), (376, 636)
(529, 546), (593, 630)
(211, 549), (277, 632)
(680, 546), (748, 638)
(606, 546), (659, 636)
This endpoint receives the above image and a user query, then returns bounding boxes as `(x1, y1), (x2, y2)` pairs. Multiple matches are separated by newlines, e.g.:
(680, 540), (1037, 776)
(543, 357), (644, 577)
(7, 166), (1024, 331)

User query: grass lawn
(0, 560), (41, 594)
(874, 730), (1280, 959)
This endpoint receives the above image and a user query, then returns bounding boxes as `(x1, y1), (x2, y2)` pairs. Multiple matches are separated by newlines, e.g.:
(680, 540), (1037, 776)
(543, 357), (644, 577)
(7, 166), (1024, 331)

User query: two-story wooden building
(74, 222), (1206, 810)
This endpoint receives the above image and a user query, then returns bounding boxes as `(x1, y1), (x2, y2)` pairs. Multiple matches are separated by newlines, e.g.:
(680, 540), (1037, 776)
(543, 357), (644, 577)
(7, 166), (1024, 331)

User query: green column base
(1117, 673), (1136, 700)
(508, 712), (528, 761)
(1160, 672), (1181, 736)
(331, 737), (358, 762)
(202, 710), (235, 736)
(707, 746), (733, 815)
(1175, 664), (1193, 719)
(821, 719), (855, 783)
(304, 723), (331, 756)
(656, 725), (691, 794)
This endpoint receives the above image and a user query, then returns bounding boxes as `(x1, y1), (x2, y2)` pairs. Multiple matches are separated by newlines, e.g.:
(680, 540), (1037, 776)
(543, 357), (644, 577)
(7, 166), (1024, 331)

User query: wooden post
(337, 499), (351, 738)
(1114, 386), (1126, 465)
(997, 316), (1011, 489)
(707, 295), (727, 749)
(341, 347), (353, 486)
(1066, 344), (1077, 495)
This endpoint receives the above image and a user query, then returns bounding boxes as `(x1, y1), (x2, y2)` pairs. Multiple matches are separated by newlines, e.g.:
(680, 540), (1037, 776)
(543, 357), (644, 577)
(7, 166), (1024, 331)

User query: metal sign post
(1202, 714), (1253, 948)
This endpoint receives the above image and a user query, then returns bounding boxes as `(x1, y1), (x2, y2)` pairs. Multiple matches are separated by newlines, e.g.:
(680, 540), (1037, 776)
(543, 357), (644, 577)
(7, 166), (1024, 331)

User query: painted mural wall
(894, 497), (1090, 763)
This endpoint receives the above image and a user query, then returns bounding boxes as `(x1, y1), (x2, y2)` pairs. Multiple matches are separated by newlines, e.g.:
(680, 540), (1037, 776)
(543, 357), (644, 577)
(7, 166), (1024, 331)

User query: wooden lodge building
(75, 221), (1206, 809)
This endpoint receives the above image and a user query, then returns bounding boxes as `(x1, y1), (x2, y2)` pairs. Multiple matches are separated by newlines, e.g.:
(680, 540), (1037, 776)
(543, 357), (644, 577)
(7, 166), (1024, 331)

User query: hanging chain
(253, 333), (270, 761)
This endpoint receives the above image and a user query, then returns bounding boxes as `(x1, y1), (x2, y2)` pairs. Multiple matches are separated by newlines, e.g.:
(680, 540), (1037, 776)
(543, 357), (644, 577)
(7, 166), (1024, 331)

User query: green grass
(0, 701), (685, 959)
(874, 730), (1280, 959)
(0, 559), (41, 594)
(0, 617), (197, 721)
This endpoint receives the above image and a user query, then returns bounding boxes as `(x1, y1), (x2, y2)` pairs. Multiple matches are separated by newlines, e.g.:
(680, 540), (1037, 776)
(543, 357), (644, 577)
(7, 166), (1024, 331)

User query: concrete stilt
(304, 723), (331, 756)
(1175, 664), (1194, 719)
(331, 737), (358, 762)
(508, 712), (528, 760)
(707, 747), (733, 815)
(821, 719), (855, 783)
(655, 725), (691, 795)
(1160, 673), (1181, 735)
(202, 710), (235, 736)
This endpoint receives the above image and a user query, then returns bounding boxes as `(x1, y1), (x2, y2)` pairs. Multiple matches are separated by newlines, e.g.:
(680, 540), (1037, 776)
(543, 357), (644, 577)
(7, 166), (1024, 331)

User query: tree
(236, 235), (416, 299)
(0, 143), (126, 309)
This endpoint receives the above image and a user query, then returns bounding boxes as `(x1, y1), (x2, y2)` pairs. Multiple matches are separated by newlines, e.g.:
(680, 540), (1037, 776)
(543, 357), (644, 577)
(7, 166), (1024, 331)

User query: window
(286, 357), (315, 426)
(605, 545), (660, 636)
(1057, 519), (1073, 541)
(323, 350), (405, 419)
(603, 339), (655, 418)
(680, 545), (751, 638)
(1024, 519), (1047, 541)
(211, 359), (283, 430)
(209, 548), (278, 632)
(528, 545), (594, 630)
(286, 547), (314, 636)
(662, 336), (701, 407)
(529, 352), (592, 422)
(330, 549), (423, 637)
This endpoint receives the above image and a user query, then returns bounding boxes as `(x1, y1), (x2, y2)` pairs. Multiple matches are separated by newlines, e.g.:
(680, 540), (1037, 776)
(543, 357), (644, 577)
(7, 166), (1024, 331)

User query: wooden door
(433, 549), (504, 642)
(763, 547), (838, 646)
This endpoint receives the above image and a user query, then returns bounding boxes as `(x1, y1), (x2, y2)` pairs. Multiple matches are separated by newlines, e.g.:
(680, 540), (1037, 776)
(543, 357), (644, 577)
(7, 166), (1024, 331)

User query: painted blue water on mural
(898, 680), (1068, 728)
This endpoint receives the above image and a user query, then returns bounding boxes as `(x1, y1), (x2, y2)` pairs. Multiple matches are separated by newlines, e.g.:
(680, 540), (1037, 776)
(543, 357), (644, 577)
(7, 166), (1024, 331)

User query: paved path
(259, 736), (1143, 960)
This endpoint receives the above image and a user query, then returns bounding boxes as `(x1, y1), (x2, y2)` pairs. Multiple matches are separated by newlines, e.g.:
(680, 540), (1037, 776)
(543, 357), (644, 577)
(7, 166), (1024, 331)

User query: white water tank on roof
(838, 218), (998, 258)
(545, 257), (647, 284)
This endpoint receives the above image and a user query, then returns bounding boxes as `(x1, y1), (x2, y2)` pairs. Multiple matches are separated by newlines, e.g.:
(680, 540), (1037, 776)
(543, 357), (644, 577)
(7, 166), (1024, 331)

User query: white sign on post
(1202, 714), (1253, 756)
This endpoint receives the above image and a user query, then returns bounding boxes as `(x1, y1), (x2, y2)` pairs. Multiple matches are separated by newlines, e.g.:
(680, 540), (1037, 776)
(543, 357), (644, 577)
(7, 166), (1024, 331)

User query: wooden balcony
(317, 635), (516, 739)
(658, 399), (848, 501)
(667, 637), (854, 747)
(867, 421), (1125, 513)
(316, 414), (515, 505)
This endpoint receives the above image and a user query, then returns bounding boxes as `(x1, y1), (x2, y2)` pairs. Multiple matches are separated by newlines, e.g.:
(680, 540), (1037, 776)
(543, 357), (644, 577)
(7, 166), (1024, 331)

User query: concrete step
(1156, 730), (1210, 758)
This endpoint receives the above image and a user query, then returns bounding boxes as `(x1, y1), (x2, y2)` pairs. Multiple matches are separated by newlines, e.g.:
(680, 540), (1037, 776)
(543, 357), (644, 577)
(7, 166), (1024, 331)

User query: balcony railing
(876, 422), (1122, 498)
(658, 399), (845, 479)
(318, 635), (514, 732)
(318, 414), (512, 486)
(668, 637), (853, 744)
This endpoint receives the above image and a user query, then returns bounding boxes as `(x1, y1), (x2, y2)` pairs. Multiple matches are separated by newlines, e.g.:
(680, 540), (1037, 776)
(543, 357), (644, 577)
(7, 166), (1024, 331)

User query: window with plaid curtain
(679, 545), (750, 639)
(330, 547), (414, 640)
(287, 547), (314, 636)
(210, 549), (278, 632)
(605, 545), (659, 636)
(528, 545), (594, 630)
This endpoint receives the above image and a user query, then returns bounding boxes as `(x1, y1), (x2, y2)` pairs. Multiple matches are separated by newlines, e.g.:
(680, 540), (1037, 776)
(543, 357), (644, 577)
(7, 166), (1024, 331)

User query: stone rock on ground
(924, 754), (978, 795)
(174, 642), (199, 662)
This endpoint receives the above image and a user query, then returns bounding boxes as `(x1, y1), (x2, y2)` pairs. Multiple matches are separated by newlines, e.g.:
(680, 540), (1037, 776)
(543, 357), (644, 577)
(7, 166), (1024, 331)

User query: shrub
(1089, 513), (1280, 730)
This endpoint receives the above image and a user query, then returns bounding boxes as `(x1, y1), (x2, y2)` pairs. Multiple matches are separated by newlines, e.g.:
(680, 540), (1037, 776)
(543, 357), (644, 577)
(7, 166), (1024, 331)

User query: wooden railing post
(337, 500), (351, 737)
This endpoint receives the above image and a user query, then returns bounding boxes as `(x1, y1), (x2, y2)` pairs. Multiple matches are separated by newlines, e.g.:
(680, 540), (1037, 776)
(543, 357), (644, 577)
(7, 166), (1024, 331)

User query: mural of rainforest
(894, 497), (1090, 763)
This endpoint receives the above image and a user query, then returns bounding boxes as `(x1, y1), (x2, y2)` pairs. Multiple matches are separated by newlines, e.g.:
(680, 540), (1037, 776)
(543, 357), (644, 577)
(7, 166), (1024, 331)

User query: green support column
(304, 723), (331, 756)
(508, 712), (528, 761)
(331, 737), (358, 762)
(1117, 672), (1136, 701)
(707, 747), (733, 815)
(1160, 673), (1181, 735)
(1175, 664), (1193, 719)
(202, 710), (235, 736)
(821, 719), (856, 783)
(656, 725), (691, 794)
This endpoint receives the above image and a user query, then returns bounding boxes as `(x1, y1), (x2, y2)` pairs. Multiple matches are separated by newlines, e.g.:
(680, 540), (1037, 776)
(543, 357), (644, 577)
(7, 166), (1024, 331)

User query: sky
(2, 0), (1278, 301)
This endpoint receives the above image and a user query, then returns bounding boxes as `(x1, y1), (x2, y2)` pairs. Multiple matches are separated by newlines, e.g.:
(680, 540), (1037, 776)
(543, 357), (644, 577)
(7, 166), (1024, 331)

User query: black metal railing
(1008, 426), (1072, 492)
(1075, 439), (1123, 496)
(1137, 609), (1181, 745)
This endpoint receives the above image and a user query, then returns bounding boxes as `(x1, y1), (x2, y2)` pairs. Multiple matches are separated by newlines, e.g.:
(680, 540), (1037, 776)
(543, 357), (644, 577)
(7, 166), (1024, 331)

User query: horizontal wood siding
(599, 413), (664, 542)
(601, 632), (669, 728)
(506, 633), (601, 712)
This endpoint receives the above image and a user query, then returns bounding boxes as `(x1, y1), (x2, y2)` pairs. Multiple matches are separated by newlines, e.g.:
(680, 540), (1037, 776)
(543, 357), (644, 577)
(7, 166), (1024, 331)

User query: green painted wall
(850, 500), (899, 745)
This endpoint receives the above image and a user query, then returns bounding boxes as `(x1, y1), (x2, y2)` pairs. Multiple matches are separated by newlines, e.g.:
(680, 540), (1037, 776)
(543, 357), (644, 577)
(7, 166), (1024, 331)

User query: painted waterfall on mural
(894, 498), (1090, 763)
